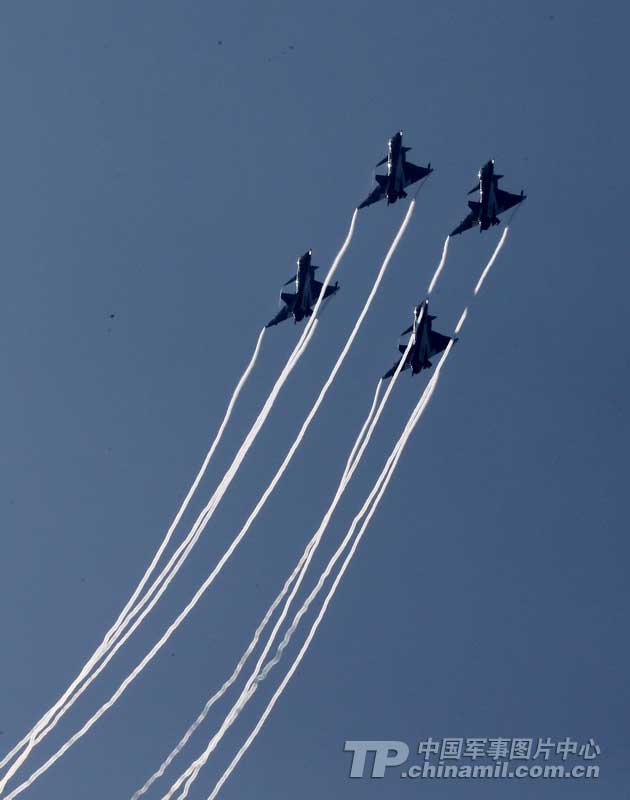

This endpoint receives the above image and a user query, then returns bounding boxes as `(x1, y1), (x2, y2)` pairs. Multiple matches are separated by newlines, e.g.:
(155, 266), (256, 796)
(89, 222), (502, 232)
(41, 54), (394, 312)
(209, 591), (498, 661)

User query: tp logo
(344, 741), (410, 778)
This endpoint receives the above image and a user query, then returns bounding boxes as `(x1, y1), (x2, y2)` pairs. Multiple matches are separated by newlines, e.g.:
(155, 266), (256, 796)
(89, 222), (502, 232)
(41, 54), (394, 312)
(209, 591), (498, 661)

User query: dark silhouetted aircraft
(383, 299), (455, 379)
(359, 131), (432, 209)
(266, 250), (339, 327)
(451, 160), (525, 235)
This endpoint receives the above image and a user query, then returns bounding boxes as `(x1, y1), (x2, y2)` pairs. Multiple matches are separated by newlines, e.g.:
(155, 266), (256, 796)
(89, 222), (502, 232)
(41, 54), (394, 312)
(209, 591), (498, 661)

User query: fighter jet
(451, 160), (525, 236)
(382, 299), (455, 379)
(358, 131), (433, 209)
(266, 249), (339, 328)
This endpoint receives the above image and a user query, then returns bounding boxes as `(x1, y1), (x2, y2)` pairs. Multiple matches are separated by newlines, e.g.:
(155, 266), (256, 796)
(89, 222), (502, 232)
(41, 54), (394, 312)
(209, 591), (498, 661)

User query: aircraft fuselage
(409, 302), (433, 374)
(292, 251), (315, 322)
(386, 131), (407, 204)
(478, 159), (501, 231)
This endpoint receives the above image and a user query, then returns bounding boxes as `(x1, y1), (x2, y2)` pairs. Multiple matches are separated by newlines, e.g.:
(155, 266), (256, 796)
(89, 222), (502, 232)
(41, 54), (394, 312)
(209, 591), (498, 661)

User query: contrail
(183, 224), (513, 799)
(27, 201), (405, 800)
(0, 317), (319, 800)
(130, 380), (384, 800)
(11, 200), (409, 800)
(260, 347), (451, 684)
(203, 221), (515, 799)
(1, 322), (310, 792)
(163, 330), (418, 800)
(455, 307), (468, 335)
(0, 326), (266, 776)
(205, 343), (456, 800)
(108, 325), (267, 645)
(427, 236), (450, 295)
(119, 201), (411, 800)
(1, 201), (415, 799)
(160, 226), (447, 798)
(0, 210), (358, 797)
(474, 226), (509, 296)
(160, 233), (450, 798)
(341, 379), (383, 481)
(129, 547), (313, 800)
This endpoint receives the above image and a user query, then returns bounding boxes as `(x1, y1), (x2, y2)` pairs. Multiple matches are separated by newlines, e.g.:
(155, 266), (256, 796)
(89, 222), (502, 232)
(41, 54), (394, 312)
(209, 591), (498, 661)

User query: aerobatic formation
(1, 131), (526, 800)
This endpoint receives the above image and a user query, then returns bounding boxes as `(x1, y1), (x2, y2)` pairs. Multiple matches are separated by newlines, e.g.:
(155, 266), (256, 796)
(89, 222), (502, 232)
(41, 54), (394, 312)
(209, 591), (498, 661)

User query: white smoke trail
(204, 219), (515, 799)
(130, 380), (384, 800)
(1, 211), (358, 797)
(455, 307), (468, 335)
(0, 328), (268, 777)
(115, 212), (359, 638)
(106, 325), (267, 644)
(151, 201), (417, 800)
(427, 236), (450, 295)
(160, 230), (452, 798)
(164, 328), (419, 800)
(0, 317), (318, 800)
(0, 325), (267, 786)
(151, 202), (418, 800)
(129, 554), (310, 800)
(474, 226), (509, 296)
(205, 342), (456, 800)
(0, 209), (370, 800)
(341, 380), (382, 482)
(238, 227), (511, 720)
(161, 224), (447, 799)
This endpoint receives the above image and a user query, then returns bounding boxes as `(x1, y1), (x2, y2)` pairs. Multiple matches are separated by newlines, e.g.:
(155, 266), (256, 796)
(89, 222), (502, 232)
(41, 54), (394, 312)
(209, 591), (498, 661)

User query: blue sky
(0, 1), (628, 798)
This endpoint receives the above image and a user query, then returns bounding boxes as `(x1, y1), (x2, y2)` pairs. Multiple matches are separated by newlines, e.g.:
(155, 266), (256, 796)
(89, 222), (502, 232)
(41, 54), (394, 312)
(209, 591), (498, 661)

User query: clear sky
(0, 1), (628, 798)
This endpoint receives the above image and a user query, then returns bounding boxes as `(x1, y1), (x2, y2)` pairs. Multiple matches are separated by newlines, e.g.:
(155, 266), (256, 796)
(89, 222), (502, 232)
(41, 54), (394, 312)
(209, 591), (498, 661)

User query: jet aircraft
(358, 131), (432, 209)
(451, 160), (525, 235)
(266, 249), (339, 327)
(383, 299), (455, 379)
